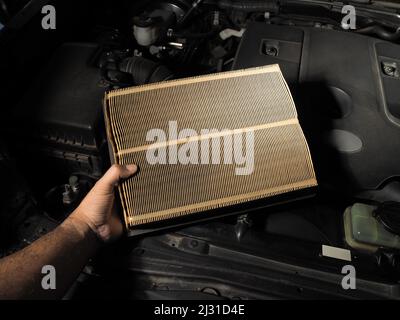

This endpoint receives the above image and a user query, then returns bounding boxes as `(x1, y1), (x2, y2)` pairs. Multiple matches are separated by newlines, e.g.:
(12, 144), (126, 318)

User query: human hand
(68, 164), (137, 242)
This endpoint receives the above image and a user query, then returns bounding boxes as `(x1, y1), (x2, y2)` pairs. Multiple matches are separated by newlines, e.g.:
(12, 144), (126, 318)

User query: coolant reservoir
(344, 203), (400, 252)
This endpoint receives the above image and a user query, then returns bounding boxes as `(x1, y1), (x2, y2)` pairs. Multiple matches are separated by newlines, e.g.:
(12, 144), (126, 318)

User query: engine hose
(216, 0), (279, 12)
(119, 57), (174, 85)
(355, 25), (400, 41)
(169, 29), (219, 39)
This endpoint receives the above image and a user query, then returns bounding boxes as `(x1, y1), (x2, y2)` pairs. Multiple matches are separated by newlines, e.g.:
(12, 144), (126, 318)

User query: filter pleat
(104, 64), (317, 229)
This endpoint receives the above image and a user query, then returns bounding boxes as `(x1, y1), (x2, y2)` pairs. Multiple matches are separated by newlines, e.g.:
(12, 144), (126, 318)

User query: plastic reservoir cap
(375, 202), (400, 236)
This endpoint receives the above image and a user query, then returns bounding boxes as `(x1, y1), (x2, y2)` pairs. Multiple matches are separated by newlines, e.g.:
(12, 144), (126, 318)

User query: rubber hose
(217, 0), (279, 12)
(356, 25), (400, 41)
(170, 29), (219, 39)
(120, 57), (174, 85)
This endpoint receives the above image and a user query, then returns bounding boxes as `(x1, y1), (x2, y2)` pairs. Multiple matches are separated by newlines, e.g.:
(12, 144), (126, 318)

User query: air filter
(104, 64), (317, 232)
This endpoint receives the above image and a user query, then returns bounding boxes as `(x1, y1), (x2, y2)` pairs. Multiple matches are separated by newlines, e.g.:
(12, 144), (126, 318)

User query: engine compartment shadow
(292, 81), (357, 198)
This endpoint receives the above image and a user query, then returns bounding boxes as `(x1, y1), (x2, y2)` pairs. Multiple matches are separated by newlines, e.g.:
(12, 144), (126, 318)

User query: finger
(96, 164), (138, 193)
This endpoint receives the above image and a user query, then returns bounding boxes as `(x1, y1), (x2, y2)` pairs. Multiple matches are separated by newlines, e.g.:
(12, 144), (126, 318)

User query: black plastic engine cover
(10, 43), (107, 183)
(234, 22), (400, 194)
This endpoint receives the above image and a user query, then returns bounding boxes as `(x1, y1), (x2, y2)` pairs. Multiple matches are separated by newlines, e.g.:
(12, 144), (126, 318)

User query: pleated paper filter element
(104, 64), (317, 229)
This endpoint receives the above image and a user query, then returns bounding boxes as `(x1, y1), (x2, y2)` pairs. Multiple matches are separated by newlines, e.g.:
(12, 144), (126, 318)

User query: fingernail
(125, 164), (138, 173)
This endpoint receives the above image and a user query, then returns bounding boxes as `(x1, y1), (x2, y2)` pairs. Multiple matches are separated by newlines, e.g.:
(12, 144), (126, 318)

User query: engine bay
(1, 0), (400, 299)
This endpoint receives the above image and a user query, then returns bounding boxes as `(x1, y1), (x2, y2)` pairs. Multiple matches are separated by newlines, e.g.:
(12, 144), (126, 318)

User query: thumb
(96, 164), (138, 193)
